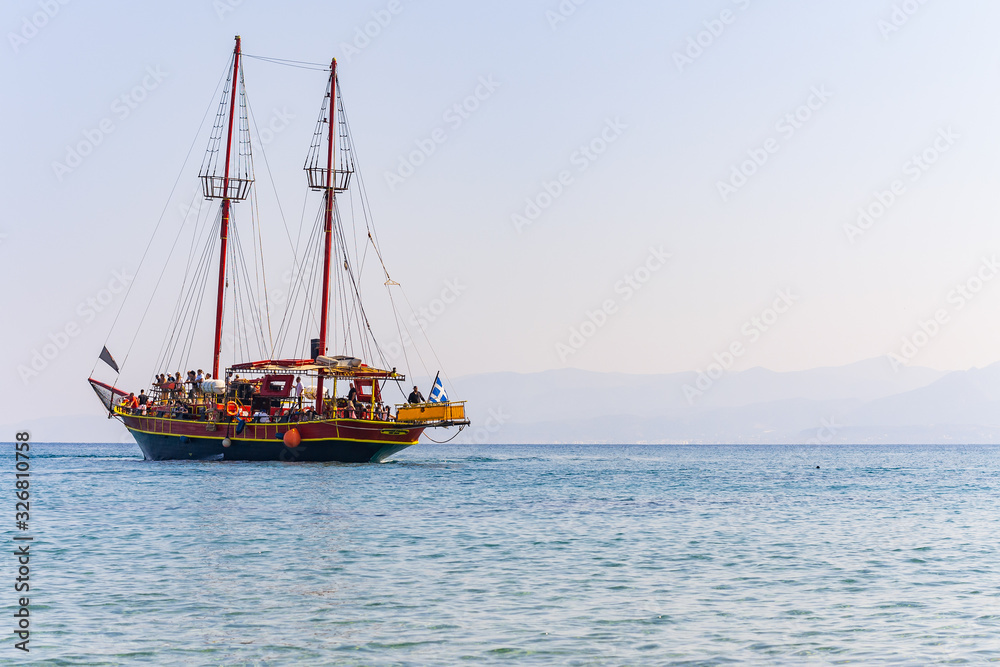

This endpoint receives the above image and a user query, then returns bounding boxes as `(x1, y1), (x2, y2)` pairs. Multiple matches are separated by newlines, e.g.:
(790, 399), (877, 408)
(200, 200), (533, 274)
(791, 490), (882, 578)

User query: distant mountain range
(13, 359), (1000, 444)
(447, 359), (1000, 444)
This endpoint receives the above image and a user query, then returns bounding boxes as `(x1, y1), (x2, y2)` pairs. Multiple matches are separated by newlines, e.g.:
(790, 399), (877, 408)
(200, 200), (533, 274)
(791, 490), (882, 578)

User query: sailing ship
(87, 36), (468, 462)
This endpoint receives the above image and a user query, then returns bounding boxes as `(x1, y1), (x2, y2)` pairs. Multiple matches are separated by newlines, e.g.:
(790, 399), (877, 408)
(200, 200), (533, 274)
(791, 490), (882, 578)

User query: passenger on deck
(294, 376), (304, 408)
(138, 390), (148, 415)
(408, 386), (425, 404)
(252, 410), (270, 423)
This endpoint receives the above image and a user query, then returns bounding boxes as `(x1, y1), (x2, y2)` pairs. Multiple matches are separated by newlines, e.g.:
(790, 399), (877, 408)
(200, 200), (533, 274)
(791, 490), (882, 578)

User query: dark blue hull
(130, 430), (412, 463)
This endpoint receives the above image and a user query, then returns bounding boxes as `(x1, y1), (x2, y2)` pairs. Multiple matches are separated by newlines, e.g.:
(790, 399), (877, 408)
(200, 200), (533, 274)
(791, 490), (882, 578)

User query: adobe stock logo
(878, 0), (931, 39)
(512, 117), (627, 233)
(383, 75), (501, 192)
(672, 0), (753, 73)
(339, 0), (404, 62)
(716, 86), (832, 202)
(683, 289), (799, 404)
(409, 279), (466, 331)
(886, 255), (999, 371)
(51, 66), (168, 182)
(545, 0), (588, 31)
(555, 246), (671, 362)
(213, 0), (245, 20)
(843, 127), (958, 244)
(465, 407), (510, 444)
(8, 0), (71, 54)
(381, 278), (468, 364)
(806, 417), (842, 445)
(18, 270), (134, 384)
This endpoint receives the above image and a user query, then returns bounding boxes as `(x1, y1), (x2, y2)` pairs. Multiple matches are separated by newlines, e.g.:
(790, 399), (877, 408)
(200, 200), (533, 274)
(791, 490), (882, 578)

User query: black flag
(99, 346), (120, 373)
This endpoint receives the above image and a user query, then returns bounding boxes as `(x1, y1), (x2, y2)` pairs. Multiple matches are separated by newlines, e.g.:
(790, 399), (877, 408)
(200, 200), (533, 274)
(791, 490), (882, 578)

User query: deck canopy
(228, 358), (404, 380)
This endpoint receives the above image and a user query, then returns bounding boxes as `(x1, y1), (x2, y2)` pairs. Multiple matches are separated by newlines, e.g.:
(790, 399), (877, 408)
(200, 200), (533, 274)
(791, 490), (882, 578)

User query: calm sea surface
(7, 443), (1000, 665)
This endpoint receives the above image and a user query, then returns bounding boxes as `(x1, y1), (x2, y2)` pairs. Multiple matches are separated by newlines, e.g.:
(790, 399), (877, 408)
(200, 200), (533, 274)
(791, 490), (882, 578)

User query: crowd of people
(117, 373), (425, 425)
(150, 369), (213, 400)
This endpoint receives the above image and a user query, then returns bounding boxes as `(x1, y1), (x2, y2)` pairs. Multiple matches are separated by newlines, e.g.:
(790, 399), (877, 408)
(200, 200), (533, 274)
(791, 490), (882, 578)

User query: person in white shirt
(294, 376), (304, 408)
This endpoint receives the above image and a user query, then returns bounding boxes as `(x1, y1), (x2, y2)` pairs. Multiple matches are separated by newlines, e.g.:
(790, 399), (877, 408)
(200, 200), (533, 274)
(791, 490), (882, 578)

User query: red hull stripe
(121, 415), (423, 445)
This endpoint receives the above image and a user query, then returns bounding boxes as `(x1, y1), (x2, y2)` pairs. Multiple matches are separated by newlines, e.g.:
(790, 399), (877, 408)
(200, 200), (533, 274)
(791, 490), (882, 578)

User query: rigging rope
(423, 425), (467, 444)
(243, 53), (330, 71)
(243, 96), (278, 352)
(338, 80), (458, 393)
(94, 61), (229, 376)
(152, 188), (216, 380)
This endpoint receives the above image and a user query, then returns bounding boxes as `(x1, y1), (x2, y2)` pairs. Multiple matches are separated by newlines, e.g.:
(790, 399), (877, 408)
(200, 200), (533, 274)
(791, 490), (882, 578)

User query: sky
(4, 0), (1000, 425)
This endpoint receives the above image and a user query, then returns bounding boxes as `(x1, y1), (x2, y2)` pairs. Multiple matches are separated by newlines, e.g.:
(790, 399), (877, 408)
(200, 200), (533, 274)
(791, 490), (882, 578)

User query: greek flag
(428, 373), (448, 403)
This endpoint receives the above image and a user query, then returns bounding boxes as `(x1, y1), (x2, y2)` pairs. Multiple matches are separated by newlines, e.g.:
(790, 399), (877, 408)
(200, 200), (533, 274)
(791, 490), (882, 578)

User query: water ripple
(12, 443), (1000, 664)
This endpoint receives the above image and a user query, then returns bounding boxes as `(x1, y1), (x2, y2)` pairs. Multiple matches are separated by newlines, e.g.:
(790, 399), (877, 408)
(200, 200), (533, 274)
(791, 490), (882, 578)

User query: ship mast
(211, 36), (242, 380)
(316, 57), (337, 415)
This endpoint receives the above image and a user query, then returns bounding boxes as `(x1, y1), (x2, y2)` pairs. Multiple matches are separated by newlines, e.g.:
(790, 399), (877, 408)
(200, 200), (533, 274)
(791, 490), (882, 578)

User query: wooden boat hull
(121, 413), (423, 463)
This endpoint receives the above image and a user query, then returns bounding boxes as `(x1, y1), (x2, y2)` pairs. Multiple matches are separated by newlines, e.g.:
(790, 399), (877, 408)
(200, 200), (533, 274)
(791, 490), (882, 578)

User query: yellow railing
(395, 401), (466, 423)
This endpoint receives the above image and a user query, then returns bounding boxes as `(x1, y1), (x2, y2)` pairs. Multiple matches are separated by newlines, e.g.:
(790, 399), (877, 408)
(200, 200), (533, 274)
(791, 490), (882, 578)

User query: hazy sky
(5, 0), (1000, 424)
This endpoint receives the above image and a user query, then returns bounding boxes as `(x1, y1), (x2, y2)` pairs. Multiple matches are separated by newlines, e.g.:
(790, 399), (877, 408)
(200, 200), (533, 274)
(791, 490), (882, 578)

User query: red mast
(316, 58), (337, 415)
(212, 36), (242, 380)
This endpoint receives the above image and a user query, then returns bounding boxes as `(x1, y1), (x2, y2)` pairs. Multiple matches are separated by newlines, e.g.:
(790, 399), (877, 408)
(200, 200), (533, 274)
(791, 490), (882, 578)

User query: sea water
(7, 443), (1000, 664)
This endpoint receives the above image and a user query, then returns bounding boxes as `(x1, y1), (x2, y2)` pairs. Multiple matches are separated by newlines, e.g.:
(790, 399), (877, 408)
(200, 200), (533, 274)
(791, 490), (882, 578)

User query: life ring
(226, 401), (238, 416)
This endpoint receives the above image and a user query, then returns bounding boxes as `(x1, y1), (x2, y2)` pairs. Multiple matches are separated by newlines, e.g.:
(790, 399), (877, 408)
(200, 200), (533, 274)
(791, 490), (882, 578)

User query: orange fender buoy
(283, 428), (301, 448)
